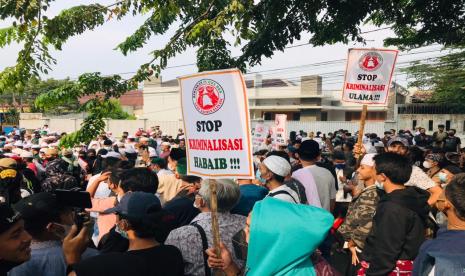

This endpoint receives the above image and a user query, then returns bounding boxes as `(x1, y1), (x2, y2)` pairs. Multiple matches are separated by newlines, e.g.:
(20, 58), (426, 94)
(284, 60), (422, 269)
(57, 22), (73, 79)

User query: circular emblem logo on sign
(192, 79), (225, 115)
(358, 52), (383, 71)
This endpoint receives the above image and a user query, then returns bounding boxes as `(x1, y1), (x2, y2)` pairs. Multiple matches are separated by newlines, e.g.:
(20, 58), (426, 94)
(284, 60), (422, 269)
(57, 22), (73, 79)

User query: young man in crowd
(360, 152), (430, 275)
(433, 124), (447, 149)
(413, 173), (465, 275)
(444, 128), (461, 153)
(150, 157), (173, 177)
(9, 193), (98, 276)
(64, 192), (184, 276)
(293, 140), (334, 209)
(230, 178), (268, 216)
(0, 203), (32, 276)
(336, 153), (379, 275)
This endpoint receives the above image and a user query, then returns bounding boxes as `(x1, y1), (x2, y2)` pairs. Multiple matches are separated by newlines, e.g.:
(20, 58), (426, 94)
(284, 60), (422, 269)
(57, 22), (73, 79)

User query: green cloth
(246, 197), (334, 276)
(176, 157), (187, 175)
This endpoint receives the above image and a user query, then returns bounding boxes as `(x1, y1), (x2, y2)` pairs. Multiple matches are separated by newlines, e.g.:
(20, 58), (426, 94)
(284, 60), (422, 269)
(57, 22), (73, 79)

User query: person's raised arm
(86, 171), (111, 198)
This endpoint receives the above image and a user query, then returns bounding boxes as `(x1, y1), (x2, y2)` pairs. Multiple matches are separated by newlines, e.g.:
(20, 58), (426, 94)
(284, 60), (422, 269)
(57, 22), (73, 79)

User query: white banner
(252, 122), (269, 152)
(178, 69), (254, 178)
(342, 48), (398, 105)
(272, 114), (287, 149)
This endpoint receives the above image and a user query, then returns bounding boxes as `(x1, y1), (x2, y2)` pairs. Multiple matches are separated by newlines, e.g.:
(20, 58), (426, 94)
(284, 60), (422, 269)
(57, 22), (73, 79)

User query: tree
(402, 48), (465, 107)
(1, 0), (464, 146)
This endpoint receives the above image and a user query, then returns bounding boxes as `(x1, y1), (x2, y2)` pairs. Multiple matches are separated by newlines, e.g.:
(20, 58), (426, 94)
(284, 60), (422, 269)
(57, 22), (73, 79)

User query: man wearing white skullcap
(337, 153), (380, 269)
(259, 155), (299, 203)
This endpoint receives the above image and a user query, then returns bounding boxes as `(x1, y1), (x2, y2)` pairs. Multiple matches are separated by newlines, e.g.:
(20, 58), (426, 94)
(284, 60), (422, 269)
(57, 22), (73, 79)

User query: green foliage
(402, 48), (465, 106)
(2, 0), (465, 145)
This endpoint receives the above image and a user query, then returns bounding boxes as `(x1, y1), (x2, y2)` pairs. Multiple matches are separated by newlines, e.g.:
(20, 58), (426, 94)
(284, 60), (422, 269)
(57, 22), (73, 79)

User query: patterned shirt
(165, 212), (246, 276)
(337, 185), (379, 249)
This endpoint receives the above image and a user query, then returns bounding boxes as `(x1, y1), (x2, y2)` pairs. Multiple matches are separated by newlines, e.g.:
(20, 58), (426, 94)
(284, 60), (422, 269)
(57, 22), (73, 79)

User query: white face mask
(423, 161), (432, 169)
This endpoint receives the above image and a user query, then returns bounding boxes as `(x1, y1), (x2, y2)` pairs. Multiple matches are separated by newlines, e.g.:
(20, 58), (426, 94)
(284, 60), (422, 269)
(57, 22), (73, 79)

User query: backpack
(282, 178), (308, 204)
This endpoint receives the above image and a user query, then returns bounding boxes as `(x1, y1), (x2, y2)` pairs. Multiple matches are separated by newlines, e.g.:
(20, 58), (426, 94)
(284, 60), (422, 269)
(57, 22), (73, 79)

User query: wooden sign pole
(355, 104), (368, 167)
(209, 179), (223, 275)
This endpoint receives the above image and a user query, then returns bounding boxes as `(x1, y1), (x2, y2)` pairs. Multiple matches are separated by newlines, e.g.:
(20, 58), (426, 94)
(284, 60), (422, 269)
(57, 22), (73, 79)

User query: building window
(412, 120), (417, 130)
(429, 120), (434, 131)
(321, 112), (328, 121)
(446, 120), (451, 131)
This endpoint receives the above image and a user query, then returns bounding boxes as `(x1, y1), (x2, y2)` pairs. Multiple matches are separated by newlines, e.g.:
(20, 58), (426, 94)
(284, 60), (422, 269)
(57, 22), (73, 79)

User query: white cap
(39, 148), (47, 153)
(101, 152), (122, 159)
(361, 153), (377, 167)
(23, 144), (31, 149)
(178, 135), (185, 140)
(31, 145), (41, 150)
(161, 142), (170, 146)
(20, 151), (33, 158)
(262, 155), (291, 177)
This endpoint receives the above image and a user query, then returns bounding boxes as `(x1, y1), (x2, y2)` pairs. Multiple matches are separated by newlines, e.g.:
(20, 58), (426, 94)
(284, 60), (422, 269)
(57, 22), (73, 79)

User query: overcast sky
(0, 1), (447, 90)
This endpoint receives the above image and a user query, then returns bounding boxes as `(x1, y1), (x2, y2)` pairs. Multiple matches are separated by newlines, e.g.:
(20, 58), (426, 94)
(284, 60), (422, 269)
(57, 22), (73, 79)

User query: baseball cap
(13, 193), (60, 221)
(101, 152), (122, 159)
(387, 136), (409, 147)
(0, 203), (22, 234)
(262, 155), (291, 177)
(0, 158), (17, 169)
(103, 192), (161, 219)
(361, 153), (377, 167)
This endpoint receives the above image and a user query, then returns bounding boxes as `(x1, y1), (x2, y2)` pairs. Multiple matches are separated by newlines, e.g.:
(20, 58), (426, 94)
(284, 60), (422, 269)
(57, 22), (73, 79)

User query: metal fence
(251, 120), (386, 135)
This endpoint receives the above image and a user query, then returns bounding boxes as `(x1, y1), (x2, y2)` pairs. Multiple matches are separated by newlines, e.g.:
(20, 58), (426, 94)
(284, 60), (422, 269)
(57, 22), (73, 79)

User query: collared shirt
(165, 212), (246, 276)
(157, 169), (174, 177)
(9, 240), (98, 276)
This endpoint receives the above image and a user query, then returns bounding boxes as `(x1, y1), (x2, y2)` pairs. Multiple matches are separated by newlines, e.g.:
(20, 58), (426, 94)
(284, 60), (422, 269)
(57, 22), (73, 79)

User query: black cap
(13, 193), (61, 221)
(0, 203), (22, 234)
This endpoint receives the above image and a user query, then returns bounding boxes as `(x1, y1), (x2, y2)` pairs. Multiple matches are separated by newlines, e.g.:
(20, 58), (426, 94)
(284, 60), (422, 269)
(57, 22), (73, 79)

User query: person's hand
(349, 246), (359, 266)
(63, 224), (90, 265)
(206, 242), (233, 270)
(176, 183), (197, 196)
(353, 143), (366, 158)
(98, 171), (111, 183)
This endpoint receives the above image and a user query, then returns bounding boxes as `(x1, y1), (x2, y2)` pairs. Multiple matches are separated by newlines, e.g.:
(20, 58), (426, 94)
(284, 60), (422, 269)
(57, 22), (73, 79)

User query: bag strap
(191, 222), (211, 276)
(268, 190), (297, 203)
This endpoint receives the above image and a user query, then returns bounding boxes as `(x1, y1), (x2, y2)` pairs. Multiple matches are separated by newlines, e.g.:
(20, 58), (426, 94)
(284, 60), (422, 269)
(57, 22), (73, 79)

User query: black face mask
(232, 229), (248, 261)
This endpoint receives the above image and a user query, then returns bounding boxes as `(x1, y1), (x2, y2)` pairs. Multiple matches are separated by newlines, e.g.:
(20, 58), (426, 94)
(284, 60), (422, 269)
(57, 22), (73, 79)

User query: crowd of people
(1, 123), (465, 276)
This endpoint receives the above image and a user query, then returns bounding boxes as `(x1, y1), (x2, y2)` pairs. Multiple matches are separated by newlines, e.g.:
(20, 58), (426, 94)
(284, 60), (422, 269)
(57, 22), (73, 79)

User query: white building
(142, 74), (406, 122)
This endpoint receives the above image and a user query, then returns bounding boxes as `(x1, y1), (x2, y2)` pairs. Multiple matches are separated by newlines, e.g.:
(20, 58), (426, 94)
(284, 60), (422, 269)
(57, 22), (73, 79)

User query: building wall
(142, 77), (182, 121)
(397, 114), (465, 134)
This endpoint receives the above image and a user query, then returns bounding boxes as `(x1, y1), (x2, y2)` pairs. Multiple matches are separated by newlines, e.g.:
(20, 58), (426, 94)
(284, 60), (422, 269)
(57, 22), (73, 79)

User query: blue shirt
(231, 184), (268, 216)
(413, 228), (465, 276)
(9, 240), (98, 276)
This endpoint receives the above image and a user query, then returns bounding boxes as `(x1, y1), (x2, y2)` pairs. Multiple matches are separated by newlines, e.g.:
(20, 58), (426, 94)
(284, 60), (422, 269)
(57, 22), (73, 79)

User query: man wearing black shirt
(65, 192), (183, 276)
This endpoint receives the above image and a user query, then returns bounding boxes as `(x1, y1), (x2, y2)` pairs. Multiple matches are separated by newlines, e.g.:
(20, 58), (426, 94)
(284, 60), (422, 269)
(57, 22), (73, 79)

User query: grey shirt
(303, 165), (336, 211)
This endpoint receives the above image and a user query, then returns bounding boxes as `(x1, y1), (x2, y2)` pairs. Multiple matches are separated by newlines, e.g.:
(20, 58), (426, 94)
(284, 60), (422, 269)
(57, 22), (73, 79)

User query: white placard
(178, 69), (254, 178)
(272, 114), (287, 149)
(342, 48), (398, 105)
(252, 122), (269, 152)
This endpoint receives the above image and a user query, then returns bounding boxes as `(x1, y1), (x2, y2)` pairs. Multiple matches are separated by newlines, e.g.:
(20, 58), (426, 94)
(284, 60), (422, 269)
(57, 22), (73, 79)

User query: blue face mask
(335, 163), (346, 170)
(438, 172), (448, 183)
(255, 170), (266, 184)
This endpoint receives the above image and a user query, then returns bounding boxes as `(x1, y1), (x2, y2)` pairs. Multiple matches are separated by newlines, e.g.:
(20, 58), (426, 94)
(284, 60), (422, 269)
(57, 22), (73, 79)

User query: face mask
(423, 161), (432, 169)
(335, 163), (346, 170)
(438, 172), (448, 183)
(255, 170), (266, 184)
(375, 181), (384, 190)
(115, 223), (128, 239)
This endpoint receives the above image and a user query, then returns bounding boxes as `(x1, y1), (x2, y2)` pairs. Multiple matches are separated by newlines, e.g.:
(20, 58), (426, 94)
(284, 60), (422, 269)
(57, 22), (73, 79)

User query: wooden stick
(355, 104), (368, 167)
(209, 178), (221, 258)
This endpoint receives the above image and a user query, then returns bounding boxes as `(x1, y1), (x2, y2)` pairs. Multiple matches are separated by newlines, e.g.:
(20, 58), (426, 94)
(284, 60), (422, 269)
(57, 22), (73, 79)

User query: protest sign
(178, 69), (254, 178)
(252, 121), (269, 151)
(271, 114), (287, 149)
(342, 48), (398, 105)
